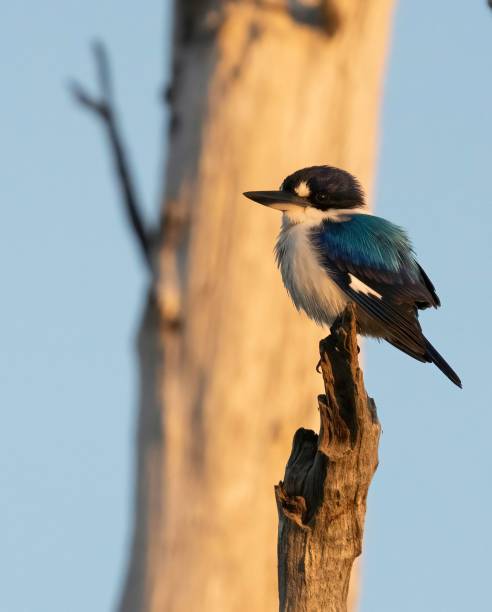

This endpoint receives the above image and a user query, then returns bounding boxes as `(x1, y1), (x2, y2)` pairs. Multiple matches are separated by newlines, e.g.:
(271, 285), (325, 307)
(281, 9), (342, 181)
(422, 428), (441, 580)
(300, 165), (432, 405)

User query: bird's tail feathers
(424, 339), (462, 388)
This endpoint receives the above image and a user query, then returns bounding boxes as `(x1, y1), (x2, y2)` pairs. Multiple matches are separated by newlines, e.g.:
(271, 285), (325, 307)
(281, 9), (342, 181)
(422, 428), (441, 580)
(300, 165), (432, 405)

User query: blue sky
(1, 2), (165, 611)
(1, 2), (491, 611)
(364, 2), (492, 610)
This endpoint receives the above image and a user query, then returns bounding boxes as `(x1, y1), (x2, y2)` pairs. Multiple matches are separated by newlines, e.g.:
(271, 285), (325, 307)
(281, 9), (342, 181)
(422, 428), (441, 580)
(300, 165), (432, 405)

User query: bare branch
(93, 41), (113, 103)
(276, 304), (380, 611)
(70, 41), (152, 270)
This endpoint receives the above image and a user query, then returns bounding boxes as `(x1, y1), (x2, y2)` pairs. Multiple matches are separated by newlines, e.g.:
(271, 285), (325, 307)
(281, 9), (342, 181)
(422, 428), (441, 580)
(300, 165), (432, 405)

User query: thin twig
(70, 41), (152, 270)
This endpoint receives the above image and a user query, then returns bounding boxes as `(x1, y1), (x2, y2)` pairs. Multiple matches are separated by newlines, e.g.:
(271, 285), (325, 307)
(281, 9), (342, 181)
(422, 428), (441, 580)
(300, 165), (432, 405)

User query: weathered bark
(116, 2), (394, 611)
(276, 305), (380, 612)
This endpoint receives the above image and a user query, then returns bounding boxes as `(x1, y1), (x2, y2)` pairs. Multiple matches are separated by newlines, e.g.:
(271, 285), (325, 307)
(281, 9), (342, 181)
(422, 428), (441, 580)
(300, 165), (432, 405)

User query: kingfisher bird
(244, 165), (461, 388)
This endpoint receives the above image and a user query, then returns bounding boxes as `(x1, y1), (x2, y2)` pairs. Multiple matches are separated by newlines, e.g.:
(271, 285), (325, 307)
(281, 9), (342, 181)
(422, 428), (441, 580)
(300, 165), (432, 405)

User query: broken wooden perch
(275, 304), (381, 612)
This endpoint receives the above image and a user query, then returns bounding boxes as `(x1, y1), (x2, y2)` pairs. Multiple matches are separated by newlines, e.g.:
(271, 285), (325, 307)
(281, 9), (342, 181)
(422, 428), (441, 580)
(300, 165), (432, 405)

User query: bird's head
(244, 166), (365, 222)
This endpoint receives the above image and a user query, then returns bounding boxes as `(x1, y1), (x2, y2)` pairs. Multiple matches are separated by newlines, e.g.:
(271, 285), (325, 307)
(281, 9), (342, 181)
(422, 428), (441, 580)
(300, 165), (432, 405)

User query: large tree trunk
(119, 2), (394, 611)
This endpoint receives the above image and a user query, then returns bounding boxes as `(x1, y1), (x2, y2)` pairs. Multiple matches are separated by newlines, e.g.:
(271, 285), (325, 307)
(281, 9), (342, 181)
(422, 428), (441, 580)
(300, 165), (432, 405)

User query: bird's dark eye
(314, 191), (329, 204)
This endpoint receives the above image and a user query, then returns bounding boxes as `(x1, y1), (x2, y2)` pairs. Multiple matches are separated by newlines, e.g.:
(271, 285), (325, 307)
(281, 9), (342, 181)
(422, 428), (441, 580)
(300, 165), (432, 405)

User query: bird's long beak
(243, 190), (309, 211)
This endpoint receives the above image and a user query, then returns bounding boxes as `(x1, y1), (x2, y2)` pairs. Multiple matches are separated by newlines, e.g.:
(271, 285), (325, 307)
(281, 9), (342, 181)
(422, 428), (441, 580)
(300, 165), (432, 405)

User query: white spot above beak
(294, 181), (311, 198)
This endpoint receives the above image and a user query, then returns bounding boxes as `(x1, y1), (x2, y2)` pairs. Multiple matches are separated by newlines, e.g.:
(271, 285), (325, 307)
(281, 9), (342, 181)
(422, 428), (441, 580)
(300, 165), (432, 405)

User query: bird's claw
(316, 359), (322, 373)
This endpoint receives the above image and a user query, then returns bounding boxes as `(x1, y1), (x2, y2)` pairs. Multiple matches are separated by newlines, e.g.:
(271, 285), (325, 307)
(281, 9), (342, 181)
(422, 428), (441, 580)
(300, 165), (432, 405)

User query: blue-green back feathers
(312, 214), (417, 282)
(310, 213), (439, 307)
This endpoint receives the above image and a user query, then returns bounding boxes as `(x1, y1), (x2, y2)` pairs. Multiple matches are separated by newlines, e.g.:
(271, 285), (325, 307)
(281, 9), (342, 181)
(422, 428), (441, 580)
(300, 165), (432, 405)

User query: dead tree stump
(275, 304), (381, 612)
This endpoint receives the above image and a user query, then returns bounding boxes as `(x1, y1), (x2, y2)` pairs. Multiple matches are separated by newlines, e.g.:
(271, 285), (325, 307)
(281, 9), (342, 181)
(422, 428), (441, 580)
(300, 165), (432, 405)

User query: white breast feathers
(275, 214), (348, 327)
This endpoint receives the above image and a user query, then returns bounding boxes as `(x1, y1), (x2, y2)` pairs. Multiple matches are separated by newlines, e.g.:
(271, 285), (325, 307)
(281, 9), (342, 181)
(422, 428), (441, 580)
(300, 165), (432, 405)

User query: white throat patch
(281, 205), (370, 226)
(283, 206), (328, 226)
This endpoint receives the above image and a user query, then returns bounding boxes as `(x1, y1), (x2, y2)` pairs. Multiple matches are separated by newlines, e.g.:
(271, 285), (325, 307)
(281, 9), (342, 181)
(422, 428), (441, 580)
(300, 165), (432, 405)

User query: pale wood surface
(276, 305), (380, 612)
